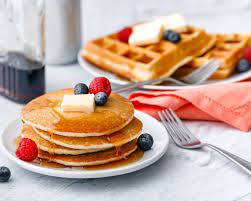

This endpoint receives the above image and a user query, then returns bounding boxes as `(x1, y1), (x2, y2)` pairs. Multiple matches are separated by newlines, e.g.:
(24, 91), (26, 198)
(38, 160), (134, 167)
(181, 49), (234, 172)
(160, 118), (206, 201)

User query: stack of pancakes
(20, 89), (143, 167)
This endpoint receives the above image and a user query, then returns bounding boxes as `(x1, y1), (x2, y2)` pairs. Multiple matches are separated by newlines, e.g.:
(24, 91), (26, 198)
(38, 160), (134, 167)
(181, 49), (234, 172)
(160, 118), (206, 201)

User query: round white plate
(78, 50), (251, 90)
(0, 110), (169, 179)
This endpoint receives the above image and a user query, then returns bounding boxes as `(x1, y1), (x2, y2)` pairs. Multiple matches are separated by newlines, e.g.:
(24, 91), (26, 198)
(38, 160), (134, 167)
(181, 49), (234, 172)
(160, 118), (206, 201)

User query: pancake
(21, 89), (134, 137)
(34, 117), (142, 150)
(21, 124), (105, 155)
(38, 140), (138, 166)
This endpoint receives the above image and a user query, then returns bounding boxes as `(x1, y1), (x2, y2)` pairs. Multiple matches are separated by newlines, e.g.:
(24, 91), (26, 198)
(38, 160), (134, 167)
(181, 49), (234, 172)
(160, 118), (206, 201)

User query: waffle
(174, 33), (251, 79)
(82, 26), (215, 81)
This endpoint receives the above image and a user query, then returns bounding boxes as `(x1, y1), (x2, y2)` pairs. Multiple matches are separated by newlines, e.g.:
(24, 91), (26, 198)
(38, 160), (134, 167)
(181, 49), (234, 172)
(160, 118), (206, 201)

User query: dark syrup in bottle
(0, 52), (45, 103)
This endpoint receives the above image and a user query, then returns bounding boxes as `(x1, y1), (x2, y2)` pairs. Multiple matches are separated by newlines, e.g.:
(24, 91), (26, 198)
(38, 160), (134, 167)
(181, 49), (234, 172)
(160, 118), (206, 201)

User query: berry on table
(0, 167), (11, 182)
(16, 138), (38, 162)
(74, 83), (89, 95)
(118, 27), (132, 43)
(137, 133), (154, 151)
(94, 92), (108, 106)
(89, 77), (111, 96)
(236, 59), (251, 73)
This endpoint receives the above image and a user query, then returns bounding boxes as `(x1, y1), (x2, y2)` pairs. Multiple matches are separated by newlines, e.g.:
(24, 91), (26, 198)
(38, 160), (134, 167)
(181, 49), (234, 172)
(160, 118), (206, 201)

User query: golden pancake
(38, 140), (138, 166)
(36, 148), (144, 169)
(21, 89), (134, 137)
(34, 117), (142, 150)
(21, 124), (106, 155)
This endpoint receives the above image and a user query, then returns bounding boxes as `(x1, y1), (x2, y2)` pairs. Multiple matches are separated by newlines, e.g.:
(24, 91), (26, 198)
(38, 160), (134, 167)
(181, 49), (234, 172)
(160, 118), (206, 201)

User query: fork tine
(184, 58), (220, 84)
(159, 109), (202, 148)
(162, 110), (187, 142)
(158, 111), (178, 142)
(187, 63), (213, 82)
(158, 111), (183, 144)
(195, 59), (216, 76)
(159, 111), (182, 141)
(168, 108), (191, 139)
(169, 108), (199, 141)
(194, 59), (220, 84)
(163, 109), (188, 141)
(185, 59), (215, 79)
(196, 59), (220, 78)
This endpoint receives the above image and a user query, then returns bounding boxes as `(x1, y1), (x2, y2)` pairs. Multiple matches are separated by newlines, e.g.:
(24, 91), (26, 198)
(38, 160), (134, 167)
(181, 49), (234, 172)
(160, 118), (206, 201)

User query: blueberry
(94, 92), (108, 106)
(163, 30), (173, 41)
(137, 133), (154, 151)
(168, 31), (181, 43)
(0, 167), (11, 182)
(236, 59), (251, 73)
(74, 83), (89, 95)
(163, 30), (181, 43)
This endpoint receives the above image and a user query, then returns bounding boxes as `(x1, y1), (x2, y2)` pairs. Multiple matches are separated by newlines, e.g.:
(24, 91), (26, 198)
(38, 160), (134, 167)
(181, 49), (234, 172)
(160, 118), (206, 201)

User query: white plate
(78, 50), (251, 90)
(0, 110), (169, 179)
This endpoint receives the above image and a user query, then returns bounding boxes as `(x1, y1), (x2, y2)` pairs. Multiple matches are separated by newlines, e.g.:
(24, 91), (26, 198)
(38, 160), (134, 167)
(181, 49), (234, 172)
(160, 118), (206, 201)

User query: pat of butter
(61, 94), (95, 113)
(129, 21), (163, 46)
(155, 14), (187, 30)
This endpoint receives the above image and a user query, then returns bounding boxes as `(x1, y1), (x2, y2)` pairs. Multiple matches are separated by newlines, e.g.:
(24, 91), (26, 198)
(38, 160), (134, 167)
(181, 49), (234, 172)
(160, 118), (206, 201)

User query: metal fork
(113, 58), (220, 93)
(158, 108), (251, 175)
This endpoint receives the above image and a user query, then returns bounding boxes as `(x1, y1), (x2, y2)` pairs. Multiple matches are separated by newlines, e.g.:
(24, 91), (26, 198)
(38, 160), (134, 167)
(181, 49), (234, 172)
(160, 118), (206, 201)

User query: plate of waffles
(0, 89), (169, 178)
(78, 50), (251, 90)
(79, 16), (251, 90)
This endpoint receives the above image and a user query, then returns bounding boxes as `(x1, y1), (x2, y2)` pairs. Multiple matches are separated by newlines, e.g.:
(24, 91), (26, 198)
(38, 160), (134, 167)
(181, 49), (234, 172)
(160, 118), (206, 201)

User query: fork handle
(205, 143), (251, 174)
(113, 77), (187, 93)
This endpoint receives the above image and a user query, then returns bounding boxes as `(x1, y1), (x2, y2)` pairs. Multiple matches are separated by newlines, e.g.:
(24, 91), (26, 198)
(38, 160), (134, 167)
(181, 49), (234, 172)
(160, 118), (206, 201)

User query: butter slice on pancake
(21, 89), (134, 137)
(21, 124), (105, 155)
(34, 117), (142, 150)
(38, 140), (138, 166)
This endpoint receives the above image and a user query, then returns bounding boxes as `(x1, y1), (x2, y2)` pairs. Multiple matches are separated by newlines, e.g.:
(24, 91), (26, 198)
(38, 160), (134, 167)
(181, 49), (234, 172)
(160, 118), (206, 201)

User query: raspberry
(243, 47), (251, 63)
(89, 77), (111, 97)
(117, 27), (132, 43)
(16, 138), (38, 162)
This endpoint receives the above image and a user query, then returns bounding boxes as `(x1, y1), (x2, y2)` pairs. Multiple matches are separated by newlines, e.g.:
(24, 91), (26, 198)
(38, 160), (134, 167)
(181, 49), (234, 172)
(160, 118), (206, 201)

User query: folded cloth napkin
(128, 81), (251, 131)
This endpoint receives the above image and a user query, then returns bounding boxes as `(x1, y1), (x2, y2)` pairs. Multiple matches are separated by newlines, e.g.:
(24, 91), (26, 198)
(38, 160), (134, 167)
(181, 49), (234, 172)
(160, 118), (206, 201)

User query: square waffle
(82, 26), (215, 81)
(174, 33), (251, 79)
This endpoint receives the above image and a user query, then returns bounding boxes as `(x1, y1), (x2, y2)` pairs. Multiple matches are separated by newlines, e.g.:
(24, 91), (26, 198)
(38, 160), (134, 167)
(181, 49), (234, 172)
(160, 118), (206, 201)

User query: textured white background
(1, 0), (251, 201)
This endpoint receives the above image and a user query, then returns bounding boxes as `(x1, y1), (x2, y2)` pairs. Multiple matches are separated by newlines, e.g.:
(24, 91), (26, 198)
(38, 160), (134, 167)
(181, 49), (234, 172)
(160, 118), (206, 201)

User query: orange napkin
(128, 82), (251, 131)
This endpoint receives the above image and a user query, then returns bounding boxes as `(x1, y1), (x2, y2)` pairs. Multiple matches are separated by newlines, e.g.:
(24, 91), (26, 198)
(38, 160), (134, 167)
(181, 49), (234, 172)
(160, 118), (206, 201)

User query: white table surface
(0, 63), (251, 201)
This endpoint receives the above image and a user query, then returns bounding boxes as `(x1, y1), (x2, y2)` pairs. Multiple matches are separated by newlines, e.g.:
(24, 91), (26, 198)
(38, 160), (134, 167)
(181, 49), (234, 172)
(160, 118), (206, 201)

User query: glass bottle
(0, 0), (45, 103)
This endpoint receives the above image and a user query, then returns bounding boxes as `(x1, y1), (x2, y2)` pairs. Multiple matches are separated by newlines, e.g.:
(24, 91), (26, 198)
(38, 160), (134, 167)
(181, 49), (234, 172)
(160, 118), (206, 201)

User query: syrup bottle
(0, 0), (45, 103)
